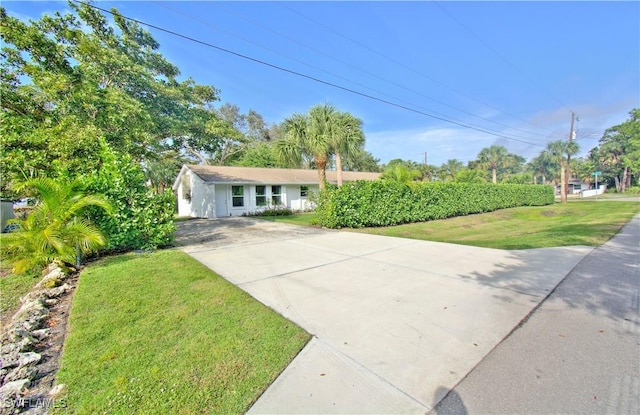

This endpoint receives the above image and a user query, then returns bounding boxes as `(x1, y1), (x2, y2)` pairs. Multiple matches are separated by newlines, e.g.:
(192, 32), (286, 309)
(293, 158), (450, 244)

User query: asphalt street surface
(433, 214), (640, 414)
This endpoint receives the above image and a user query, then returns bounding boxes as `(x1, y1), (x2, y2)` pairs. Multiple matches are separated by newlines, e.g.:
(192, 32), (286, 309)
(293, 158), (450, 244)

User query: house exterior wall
(192, 176), (216, 218)
(175, 167), (342, 218)
(176, 173), (192, 217)
(287, 184), (318, 211)
(176, 171), (216, 218)
(207, 183), (320, 217)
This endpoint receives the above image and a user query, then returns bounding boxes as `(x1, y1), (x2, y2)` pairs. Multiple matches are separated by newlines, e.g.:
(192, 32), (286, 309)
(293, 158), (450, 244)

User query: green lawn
(257, 211), (318, 227)
(354, 201), (639, 249)
(55, 249), (309, 414)
(0, 267), (39, 319)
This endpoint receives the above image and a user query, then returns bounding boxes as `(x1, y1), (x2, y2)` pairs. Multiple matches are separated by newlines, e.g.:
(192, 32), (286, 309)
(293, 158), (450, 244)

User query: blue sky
(5, 1), (639, 166)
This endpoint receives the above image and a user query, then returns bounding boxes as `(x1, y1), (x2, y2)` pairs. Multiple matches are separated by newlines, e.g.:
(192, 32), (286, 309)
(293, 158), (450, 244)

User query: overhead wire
(206, 0), (551, 141)
(278, 1), (557, 135)
(152, 1), (548, 144)
(72, 0), (545, 147)
(433, 1), (573, 114)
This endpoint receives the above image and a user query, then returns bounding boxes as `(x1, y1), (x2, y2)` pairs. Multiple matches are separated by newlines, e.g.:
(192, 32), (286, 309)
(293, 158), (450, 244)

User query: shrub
(1, 178), (111, 274)
(316, 180), (554, 228)
(243, 207), (294, 217)
(85, 148), (176, 251)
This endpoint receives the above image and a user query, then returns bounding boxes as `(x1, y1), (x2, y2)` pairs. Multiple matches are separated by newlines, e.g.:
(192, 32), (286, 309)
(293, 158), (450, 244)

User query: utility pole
(423, 151), (428, 181)
(565, 112), (576, 197)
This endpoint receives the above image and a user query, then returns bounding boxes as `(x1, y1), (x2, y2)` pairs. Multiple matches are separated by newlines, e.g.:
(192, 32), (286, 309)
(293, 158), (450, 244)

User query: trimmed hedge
(316, 180), (554, 228)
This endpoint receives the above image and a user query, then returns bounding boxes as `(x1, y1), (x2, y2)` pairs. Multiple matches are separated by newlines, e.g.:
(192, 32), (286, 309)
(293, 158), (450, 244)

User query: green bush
(316, 180), (554, 228)
(85, 148), (176, 250)
(243, 207), (294, 217)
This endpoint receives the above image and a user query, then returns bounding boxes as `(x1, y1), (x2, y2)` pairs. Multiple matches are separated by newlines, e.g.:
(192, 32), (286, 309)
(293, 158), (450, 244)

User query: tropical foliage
(86, 146), (176, 251)
(317, 180), (554, 228)
(592, 109), (639, 192)
(1, 178), (111, 274)
(277, 104), (366, 188)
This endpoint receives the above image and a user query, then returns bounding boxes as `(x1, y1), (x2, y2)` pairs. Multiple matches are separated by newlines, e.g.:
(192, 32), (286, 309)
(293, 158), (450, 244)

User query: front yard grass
(354, 201), (639, 249)
(55, 249), (309, 414)
(0, 266), (39, 320)
(258, 211), (318, 227)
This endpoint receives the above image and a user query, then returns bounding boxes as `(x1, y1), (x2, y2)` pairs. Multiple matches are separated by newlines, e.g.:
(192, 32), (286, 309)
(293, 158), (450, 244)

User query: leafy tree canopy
(0, 2), (221, 195)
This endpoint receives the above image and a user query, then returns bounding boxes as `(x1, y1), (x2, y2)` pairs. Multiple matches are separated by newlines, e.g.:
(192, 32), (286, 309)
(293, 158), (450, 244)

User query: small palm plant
(1, 178), (112, 274)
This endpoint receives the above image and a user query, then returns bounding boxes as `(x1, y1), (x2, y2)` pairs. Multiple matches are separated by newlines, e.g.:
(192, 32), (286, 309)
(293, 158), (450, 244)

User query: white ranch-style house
(173, 165), (380, 218)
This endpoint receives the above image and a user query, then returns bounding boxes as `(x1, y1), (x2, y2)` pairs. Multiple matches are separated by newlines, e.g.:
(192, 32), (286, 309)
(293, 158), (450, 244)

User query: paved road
(434, 214), (640, 414)
(177, 217), (594, 413)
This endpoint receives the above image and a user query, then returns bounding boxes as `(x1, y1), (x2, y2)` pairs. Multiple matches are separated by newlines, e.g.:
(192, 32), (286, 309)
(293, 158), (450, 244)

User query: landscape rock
(0, 353), (19, 369)
(35, 268), (63, 289)
(29, 330), (49, 341)
(44, 283), (71, 299)
(13, 300), (48, 324)
(3, 365), (38, 383)
(0, 378), (30, 399)
(18, 291), (46, 305)
(18, 353), (41, 367)
(6, 329), (34, 346)
(48, 384), (66, 397)
(1, 262), (76, 414)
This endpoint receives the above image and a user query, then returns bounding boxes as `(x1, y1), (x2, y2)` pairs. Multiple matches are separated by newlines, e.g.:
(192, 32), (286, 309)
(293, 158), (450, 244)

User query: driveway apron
(177, 217), (593, 414)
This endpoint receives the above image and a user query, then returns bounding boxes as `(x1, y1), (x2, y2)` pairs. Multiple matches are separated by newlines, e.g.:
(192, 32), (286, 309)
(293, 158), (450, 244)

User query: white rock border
(0, 264), (71, 414)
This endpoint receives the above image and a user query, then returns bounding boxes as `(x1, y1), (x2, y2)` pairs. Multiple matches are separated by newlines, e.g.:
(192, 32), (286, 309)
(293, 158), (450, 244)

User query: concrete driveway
(177, 217), (593, 414)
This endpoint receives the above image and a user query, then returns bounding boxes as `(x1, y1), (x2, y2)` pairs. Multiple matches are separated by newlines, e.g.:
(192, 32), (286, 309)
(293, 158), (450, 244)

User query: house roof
(176, 165), (380, 186)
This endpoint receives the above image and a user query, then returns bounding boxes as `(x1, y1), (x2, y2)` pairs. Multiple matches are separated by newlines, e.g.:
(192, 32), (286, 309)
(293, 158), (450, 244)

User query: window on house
(271, 185), (282, 205)
(232, 186), (244, 207)
(300, 186), (309, 197)
(256, 185), (267, 207)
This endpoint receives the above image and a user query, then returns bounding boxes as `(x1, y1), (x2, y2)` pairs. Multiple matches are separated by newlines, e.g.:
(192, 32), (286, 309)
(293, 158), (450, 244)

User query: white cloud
(366, 98), (637, 166)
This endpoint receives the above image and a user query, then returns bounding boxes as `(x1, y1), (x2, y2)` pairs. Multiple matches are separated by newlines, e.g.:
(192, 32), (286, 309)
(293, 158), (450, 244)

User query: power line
(278, 1), (556, 135)
(72, 0), (545, 147)
(205, 1), (551, 141)
(433, 1), (573, 114)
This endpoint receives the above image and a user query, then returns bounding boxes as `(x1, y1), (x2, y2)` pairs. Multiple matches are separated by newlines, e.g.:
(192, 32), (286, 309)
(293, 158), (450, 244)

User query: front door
(215, 185), (228, 217)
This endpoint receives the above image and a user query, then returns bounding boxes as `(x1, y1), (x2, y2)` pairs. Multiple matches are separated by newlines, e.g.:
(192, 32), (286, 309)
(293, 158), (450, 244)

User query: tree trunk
(492, 167), (497, 184)
(336, 152), (344, 187)
(186, 146), (209, 165)
(316, 155), (327, 190)
(615, 175), (622, 192)
(560, 162), (567, 203)
(622, 167), (629, 192)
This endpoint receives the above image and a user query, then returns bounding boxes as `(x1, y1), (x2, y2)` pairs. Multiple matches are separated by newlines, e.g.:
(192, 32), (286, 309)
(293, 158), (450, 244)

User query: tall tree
(527, 151), (556, 184)
(547, 140), (579, 203)
(277, 104), (349, 189)
(476, 145), (515, 184)
(342, 149), (381, 172)
(381, 165), (422, 183)
(439, 159), (464, 182)
(595, 109), (640, 192)
(0, 2), (221, 193)
(330, 112), (365, 186)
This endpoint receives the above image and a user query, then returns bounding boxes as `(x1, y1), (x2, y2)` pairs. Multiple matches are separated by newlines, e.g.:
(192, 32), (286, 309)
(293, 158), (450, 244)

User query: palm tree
(331, 112), (365, 186)
(276, 104), (337, 189)
(1, 178), (112, 274)
(381, 164), (422, 183)
(547, 140), (579, 203)
(477, 145), (514, 184)
(439, 159), (464, 182)
(528, 151), (555, 184)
